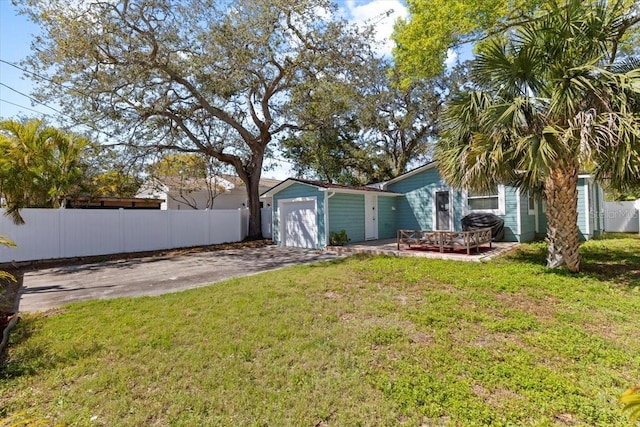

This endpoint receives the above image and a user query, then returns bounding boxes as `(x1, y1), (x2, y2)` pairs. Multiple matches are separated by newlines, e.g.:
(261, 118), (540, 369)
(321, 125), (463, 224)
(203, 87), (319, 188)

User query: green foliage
(0, 236), (16, 285)
(392, 0), (640, 82)
(78, 144), (142, 198)
(283, 61), (468, 184)
(328, 230), (349, 246)
(392, 0), (545, 80)
(0, 119), (89, 223)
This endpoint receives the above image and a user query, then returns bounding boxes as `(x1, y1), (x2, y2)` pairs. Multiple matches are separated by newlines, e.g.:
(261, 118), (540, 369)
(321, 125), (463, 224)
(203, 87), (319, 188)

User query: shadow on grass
(305, 254), (368, 267)
(506, 237), (640, 288)
(580, 244), (640, 288)
(0, 315), (40, 379)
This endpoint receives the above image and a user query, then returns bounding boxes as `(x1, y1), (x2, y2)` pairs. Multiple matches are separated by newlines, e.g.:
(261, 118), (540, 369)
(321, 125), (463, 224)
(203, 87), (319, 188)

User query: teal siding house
(262, 163), (604, 249)
(262, 179), (401, 249)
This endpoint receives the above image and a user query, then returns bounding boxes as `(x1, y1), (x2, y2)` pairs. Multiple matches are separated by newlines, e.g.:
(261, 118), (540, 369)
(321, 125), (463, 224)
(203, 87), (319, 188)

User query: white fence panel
(61, 209), (122, 257)
(122, 210), (171, 253)
(209, 209), (243, 244)
(241, 207), (249, 239)
(0, 208), (246, 263)
(604, 201), (639, 233)
(0, 209), (60, 262)
(170, 210), (209, 248)
(261, 207), (272, 238)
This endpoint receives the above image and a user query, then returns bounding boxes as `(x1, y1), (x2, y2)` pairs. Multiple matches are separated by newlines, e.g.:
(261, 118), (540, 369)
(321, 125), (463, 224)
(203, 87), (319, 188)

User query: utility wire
(0, 98), (51, 116)
(0, 58), (79, 94)
(0, 58), (141, 143)
(0, 82), (66, 116)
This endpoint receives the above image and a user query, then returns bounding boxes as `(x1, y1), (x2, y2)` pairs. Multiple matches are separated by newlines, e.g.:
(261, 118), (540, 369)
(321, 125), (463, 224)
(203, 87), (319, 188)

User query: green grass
(2, 235), (640, 426)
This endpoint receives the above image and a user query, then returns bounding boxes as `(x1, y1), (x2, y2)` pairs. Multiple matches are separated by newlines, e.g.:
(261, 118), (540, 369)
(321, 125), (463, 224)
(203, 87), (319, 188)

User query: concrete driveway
(19, 246), (342, 312)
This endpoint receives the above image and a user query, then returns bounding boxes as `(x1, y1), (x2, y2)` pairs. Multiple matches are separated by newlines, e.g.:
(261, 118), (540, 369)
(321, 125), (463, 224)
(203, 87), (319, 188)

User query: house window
(466, 185), (505, 215)
(468, 189), (499, 210)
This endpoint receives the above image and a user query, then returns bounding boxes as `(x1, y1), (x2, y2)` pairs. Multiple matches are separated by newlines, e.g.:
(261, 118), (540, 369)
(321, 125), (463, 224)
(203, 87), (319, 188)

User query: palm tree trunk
(544, 166), (581, 272)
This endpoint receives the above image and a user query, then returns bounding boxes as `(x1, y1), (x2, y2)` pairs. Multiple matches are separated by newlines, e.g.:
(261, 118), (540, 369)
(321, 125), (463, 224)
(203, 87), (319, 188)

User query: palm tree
(0, 119), (88, 224)
(436, 0), (640, 272)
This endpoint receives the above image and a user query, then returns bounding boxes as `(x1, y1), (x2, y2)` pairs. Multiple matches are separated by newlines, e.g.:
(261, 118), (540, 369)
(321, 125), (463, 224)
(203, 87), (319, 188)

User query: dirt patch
(494, 291), (559, 322)
(471, 384), (524, 409)
(0, 239), (273, 273)
(553, 412), (580, 425)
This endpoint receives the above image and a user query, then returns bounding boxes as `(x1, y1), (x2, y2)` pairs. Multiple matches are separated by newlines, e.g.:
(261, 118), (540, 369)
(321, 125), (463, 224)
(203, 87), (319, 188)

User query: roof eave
(383, 161), (439, 188)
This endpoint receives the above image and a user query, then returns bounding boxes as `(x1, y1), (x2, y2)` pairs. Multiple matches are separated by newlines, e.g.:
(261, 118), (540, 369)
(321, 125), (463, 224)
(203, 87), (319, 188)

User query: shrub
(329, 230), (349, 246)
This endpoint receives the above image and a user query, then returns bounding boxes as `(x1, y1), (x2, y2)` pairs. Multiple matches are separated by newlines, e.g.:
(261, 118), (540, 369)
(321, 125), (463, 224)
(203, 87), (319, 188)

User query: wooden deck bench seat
(397, 228), (493, 255)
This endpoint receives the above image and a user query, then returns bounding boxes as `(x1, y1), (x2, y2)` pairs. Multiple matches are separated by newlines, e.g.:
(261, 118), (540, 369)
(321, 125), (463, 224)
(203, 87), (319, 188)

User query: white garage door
(281, 200), (318, 249)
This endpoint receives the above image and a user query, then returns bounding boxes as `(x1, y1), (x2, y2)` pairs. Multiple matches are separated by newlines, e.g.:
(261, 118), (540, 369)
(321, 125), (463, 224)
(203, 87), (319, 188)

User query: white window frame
(465, 185), (505, 216)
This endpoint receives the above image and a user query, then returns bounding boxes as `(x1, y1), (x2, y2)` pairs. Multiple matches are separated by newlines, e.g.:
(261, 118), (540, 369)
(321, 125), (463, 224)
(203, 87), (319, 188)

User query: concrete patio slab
(327, 238), (519, 262)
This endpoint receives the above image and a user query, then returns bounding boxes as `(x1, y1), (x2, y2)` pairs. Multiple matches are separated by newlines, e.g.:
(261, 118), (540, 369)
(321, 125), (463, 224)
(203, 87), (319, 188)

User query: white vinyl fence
(261, 207), (272, 239)
(603, 200), (640, 233)
(0, 208), (253, 263)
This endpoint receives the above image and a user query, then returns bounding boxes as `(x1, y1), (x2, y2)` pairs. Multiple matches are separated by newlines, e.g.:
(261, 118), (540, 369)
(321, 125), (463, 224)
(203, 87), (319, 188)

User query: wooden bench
(397, 228), (493, 255)
(396, 229), (441, 251)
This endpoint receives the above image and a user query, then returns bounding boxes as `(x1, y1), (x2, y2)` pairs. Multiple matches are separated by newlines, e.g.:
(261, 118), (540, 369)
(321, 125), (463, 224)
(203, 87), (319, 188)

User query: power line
(0, 98), (51, 116)
(0, 58), (78, 93)
(0, 58), (139, 143)
(0, 82), (66, 116)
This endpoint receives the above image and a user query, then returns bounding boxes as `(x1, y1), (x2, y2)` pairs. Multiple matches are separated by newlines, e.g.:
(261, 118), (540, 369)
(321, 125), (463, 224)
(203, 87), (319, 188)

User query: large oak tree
(17, 0), (377, 238)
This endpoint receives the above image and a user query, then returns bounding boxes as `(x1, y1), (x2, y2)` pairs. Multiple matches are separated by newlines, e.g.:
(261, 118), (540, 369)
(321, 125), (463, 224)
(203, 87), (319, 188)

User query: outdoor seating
(397, 228), (493, 255)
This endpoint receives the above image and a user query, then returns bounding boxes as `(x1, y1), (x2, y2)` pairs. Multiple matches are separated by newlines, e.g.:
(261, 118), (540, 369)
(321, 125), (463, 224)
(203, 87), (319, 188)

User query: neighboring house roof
(218, 174), (282, 190)
(261, 178), (402, 197)
(139, 175), (280, 194)
(63, 196), (164, 209)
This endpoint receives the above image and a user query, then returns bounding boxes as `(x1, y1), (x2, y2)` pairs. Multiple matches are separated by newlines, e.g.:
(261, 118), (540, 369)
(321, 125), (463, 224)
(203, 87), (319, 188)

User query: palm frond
(621, 387), (640, 422)
(0, 235), (16, 248)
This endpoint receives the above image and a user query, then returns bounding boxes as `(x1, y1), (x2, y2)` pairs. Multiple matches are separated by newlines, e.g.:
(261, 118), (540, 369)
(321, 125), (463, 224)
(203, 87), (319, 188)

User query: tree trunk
(544, 166), (581, 272)
(245, 173), (263, 240)
(237, 151), (265, 241)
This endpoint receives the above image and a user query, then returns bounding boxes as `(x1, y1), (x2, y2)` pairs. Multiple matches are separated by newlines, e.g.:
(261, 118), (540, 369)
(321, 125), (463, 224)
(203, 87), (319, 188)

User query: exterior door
(364, 194), (378, 240)
(281, 200), (317, 248)
(435, 191), (451, 230)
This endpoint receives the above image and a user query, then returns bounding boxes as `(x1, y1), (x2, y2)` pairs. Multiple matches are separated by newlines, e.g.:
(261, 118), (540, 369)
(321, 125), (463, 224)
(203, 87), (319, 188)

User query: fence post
(58, 208), (64, 259)
(168, 209), (174, 248)
(239, 208), (243, 242)
(119, 208), (125, 253)
(636, 199), (640, 235)
(205, 209), (210, 245)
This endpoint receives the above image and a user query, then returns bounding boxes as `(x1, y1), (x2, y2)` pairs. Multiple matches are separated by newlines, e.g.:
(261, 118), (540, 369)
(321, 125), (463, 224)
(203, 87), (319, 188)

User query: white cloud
(341, 0), (408, 57)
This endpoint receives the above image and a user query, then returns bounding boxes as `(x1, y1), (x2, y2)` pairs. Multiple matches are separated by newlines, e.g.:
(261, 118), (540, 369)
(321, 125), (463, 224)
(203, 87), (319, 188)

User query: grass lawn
(2, 235), (640, 426)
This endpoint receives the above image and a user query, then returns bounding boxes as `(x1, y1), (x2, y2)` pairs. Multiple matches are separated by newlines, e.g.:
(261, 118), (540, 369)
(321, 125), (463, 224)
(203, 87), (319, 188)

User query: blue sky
(0, 0), (55, 121)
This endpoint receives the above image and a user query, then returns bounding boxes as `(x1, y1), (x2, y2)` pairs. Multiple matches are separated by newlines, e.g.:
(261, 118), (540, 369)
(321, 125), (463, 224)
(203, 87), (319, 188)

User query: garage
(261, 178), (401, 249)
(280, 200), (318, 248)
